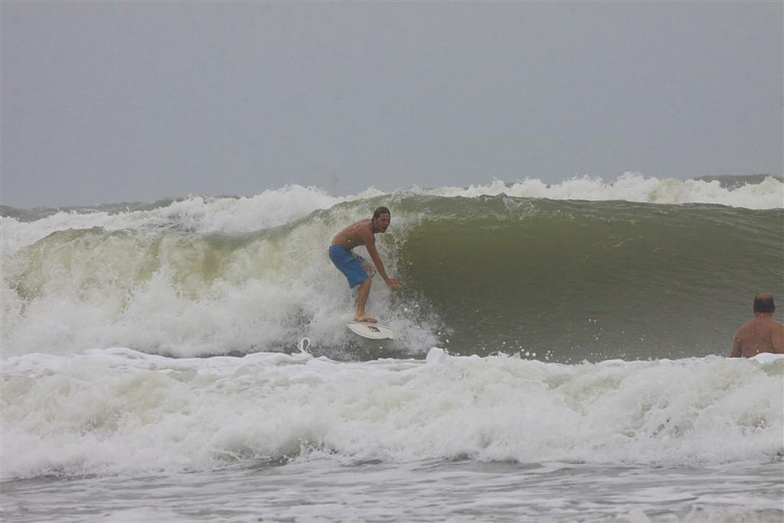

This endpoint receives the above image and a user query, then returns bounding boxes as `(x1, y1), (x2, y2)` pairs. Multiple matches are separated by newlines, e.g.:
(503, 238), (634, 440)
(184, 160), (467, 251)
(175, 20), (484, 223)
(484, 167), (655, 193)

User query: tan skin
(730, 295), (784, 358)
(331, 212), (402, 323)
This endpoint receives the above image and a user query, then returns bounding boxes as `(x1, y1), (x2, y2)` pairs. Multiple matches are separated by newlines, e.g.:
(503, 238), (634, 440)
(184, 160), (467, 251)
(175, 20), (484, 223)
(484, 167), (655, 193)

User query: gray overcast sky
(2, 2), (782, 208)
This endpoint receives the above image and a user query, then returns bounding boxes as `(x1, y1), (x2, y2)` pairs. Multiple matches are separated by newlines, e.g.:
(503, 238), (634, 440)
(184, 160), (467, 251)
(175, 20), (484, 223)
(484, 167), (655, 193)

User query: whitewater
(2, 173), (783, 522)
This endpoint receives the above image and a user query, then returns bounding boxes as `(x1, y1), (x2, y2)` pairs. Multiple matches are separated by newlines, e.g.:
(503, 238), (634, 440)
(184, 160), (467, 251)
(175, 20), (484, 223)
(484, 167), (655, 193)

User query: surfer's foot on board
(355, 314), (377, 323)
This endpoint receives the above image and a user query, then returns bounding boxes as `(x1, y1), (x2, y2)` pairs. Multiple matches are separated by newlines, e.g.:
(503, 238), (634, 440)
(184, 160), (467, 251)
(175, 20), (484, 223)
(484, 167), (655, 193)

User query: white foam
(422, 173), (784, 209)
(1, 198), (436, 358)
(750, 352), (784, 364)
(1, 185), (344, 256)
(2, 350), (780, 479)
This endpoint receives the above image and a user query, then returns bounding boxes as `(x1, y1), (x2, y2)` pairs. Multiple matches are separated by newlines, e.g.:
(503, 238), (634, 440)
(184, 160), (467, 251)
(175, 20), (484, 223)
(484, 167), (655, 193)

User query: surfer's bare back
(329, 206), (402, 323)
(730, 293), (784, 358)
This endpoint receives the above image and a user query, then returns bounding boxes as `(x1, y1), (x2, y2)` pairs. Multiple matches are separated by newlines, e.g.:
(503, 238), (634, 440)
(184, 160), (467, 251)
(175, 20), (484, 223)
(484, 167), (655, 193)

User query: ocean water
(2, 174), (783, 522)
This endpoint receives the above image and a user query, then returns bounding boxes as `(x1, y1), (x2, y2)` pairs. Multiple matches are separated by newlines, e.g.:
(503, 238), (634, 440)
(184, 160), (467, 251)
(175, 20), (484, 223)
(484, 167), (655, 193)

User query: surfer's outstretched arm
(365, 239), (401, 290)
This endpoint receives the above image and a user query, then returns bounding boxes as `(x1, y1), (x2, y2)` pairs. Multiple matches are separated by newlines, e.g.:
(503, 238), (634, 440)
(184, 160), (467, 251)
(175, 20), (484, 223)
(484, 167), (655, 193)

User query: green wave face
(395, 196), (784, 360)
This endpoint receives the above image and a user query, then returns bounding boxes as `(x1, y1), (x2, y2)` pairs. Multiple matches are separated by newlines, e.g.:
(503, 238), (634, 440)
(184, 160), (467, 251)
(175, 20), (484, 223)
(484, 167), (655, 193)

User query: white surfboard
(346, 321), (395, 340)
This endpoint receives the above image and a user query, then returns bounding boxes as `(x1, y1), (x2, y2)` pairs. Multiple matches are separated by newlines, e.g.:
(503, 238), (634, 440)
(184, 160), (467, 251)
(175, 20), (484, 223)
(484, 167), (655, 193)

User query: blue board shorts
(329, 245), (369, 288)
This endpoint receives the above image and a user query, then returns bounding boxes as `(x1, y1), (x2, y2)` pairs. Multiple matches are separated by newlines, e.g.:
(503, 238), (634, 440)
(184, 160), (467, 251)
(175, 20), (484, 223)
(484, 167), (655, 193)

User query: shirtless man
(730, 293), (784, 358)
(329, 206), (402, 323)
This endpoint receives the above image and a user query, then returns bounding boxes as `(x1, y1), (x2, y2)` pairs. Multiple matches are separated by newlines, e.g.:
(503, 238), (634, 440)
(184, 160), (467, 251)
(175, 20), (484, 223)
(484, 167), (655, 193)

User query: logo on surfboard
(346, 321), (395, 340)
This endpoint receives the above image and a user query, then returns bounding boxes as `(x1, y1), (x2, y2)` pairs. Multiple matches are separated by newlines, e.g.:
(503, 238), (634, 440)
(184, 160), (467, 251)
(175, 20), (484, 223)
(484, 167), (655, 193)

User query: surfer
(329, 206), (402, 323)
(730, 293), (784, 358)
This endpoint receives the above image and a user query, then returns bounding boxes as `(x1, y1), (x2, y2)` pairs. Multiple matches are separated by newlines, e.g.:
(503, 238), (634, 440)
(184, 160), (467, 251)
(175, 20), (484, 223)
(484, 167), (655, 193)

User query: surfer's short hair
(373, 206), (391, 219)
(753, 293), (775, 313)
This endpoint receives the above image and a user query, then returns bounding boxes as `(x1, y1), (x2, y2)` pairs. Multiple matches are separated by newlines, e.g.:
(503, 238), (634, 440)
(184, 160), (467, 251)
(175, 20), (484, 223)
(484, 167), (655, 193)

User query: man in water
(730, 293), (784, 358)
(329, 206), (402, 323)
